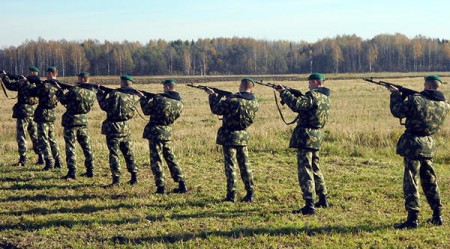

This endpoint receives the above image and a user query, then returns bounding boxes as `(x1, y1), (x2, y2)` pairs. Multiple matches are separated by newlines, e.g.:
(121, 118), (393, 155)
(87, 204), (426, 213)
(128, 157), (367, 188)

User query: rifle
(43, 79), (72, 90)
(186, 83), (233, 97)
(363, 77), (419, 100)
(89, 83), (156, 98)
(254, 80), (303, 97)
(254, 80), (301, 125)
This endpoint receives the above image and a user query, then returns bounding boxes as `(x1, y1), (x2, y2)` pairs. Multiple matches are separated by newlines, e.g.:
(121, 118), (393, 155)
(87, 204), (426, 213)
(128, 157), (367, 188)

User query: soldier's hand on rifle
(135, 90), (144, 98)
(388, 85), (399, 93)
(205, 87), (215, 95)
(275, 84), (285, 92)
(18, 75), (27, 83)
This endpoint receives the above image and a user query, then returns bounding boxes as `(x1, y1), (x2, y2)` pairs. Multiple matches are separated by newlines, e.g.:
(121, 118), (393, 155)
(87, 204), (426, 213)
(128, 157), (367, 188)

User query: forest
(1, 33), (450, 76)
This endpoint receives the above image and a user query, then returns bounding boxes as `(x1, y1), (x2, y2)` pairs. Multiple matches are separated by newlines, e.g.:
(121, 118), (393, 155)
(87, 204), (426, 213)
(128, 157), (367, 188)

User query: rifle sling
(273, 90), (298, 125)
(1, 80), (17, 99)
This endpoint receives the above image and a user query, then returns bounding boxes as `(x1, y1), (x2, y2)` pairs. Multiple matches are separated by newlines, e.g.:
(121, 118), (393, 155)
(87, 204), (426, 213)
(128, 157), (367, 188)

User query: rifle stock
(254, 80), (303, 97)
(186, 83), (233, 97)
(363, 77), (419, 99)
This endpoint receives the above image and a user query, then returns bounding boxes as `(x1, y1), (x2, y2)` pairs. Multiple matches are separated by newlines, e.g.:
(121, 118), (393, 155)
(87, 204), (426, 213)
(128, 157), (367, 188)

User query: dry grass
(1, 75), (450, 248)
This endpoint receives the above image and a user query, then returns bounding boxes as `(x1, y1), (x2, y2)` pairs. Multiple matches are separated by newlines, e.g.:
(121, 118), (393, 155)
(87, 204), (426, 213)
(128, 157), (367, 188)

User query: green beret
(29, 66), (40, 73)
(78, 72), (90, 77)
(161, 79), (176, 85)
(308, 73), (326, 81)
(424, 75), (443, 83)
(46, 67), (57, 73)
(242, 77), (255, 85)
(120, 75), (135, 83)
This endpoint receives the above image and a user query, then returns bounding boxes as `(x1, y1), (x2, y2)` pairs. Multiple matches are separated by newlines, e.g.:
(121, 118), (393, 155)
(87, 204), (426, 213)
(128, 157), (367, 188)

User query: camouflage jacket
(209, 92), (259, 146)
(2, 75), (38, 118)
(58, 84), (97, 128)
(390, 90), (449, 159)
(25, 79), (60, 123)
(97, 87), (140, 137)
(140, 91), (183, 141)
(280, 87), (330, 150)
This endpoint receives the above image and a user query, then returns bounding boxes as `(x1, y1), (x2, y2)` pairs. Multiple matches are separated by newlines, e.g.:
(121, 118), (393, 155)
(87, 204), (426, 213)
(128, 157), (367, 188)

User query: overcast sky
(0, 0), (448, 48)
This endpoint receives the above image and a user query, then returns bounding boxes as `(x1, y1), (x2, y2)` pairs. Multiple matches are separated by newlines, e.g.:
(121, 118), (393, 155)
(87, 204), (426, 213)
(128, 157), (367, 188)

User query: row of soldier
(1, 67), (448, 230)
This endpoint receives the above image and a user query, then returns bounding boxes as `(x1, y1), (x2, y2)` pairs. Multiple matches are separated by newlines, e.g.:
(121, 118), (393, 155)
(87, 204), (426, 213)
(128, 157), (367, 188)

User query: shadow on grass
(0, 217), (141, 231)
(0, 176), (55, 183)
(2, 202), (135, 216)
(0, 193), (128, 203)
(108, 224), (393, 244)
(0, 183), (95, 191)
(146, 207), (281, 221)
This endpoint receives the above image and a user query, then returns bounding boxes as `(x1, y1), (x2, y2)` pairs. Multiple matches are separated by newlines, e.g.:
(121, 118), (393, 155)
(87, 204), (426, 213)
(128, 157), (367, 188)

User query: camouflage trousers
(37, 122), (62, 166)
(403, 157), (441, 212)
(149, 139), (184, 187)
(64, 126), (94, 175)
(297, 148), (327, 201)
(223, 145), (254, 194)
(106, 135), (137, 179)
(16, 117), (40, 158)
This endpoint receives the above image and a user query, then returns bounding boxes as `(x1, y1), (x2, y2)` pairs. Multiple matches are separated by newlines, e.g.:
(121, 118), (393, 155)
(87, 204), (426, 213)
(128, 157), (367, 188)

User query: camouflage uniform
(58, 84), (96, 177)
(26, 79), (63, 169)
(140, 91), (184, 188)
(97, 87), (140, 182)
(280, 87), (330, 202)
(1, 75), (41, 163)
(390, 90), (449, 214)
(209, 92), (259, 198)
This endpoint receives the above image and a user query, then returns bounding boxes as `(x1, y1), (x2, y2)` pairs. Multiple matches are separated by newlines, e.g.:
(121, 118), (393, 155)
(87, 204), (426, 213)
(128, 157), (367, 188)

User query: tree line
(1, 33), (450, 76)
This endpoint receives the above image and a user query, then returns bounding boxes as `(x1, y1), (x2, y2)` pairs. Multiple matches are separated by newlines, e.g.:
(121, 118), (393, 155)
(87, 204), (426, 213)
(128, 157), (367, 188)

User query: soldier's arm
(390, 92), (408, 119)
(139, 95), (155, 115)
(96, 90), (110, 111)
(24, 82), (40, 97)
(1, 75), (19, 91)
(208, 94), (229, 115)
(280, 90), (314, 112)
(56, 88), (69, 105)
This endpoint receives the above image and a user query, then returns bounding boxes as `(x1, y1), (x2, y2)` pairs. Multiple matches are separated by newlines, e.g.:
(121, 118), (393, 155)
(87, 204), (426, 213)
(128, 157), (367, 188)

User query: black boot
(394, 211), (419, 229)
(427, 208), (443, 226)
(242, 190), (254, 202)
(223, 191), (236, 202)
(80, 170), (94, 178)
(293, 200), (315, 215)
(315, 194), (329, 208)
(42, 160), (53, 171)
(62, 172), (76, 180)
(37, 154), (44, 165)
(17, 156), (26, 167)
(104, 176), (120, 188)
(128, 173), (138, 185)
(156, 186), (165, 194)
(54, 158), (63, 169)
(173, 181), (188, 193)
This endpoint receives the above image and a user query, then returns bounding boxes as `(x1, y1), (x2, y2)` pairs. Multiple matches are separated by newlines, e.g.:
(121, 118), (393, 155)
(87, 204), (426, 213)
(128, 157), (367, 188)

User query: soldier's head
(78, 72), (90, 84)
(28, 66), (40, 77)
(239, 78), (255, 92)
(424, 75), (443, 90)
(46, 67), (57, 79)
(162, 79), (176, 92)
(120, 75), (135, 88)
(307, 73), (325, 90)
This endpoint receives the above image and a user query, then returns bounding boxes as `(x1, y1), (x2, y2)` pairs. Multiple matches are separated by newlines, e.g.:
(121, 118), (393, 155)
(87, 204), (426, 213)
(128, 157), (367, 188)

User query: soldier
(205, 78), (259, 202)
(56, 72), (96, 179)
(26, 67), (63, 171)
(276, 73), (330, 215)
(137, 79), (187, 194)
(0, 67), (43, 166)
(97, 75), (140, 187)
(389, 75), (449, 229)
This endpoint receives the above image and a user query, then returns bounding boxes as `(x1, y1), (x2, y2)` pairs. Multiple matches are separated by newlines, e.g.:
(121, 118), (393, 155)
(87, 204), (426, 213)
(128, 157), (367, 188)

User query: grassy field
(1, 74), (450, 248)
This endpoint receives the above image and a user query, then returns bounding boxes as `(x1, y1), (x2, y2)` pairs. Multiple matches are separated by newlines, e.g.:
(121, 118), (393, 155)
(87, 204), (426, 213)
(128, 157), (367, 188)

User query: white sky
(0, 0), (448, 47)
